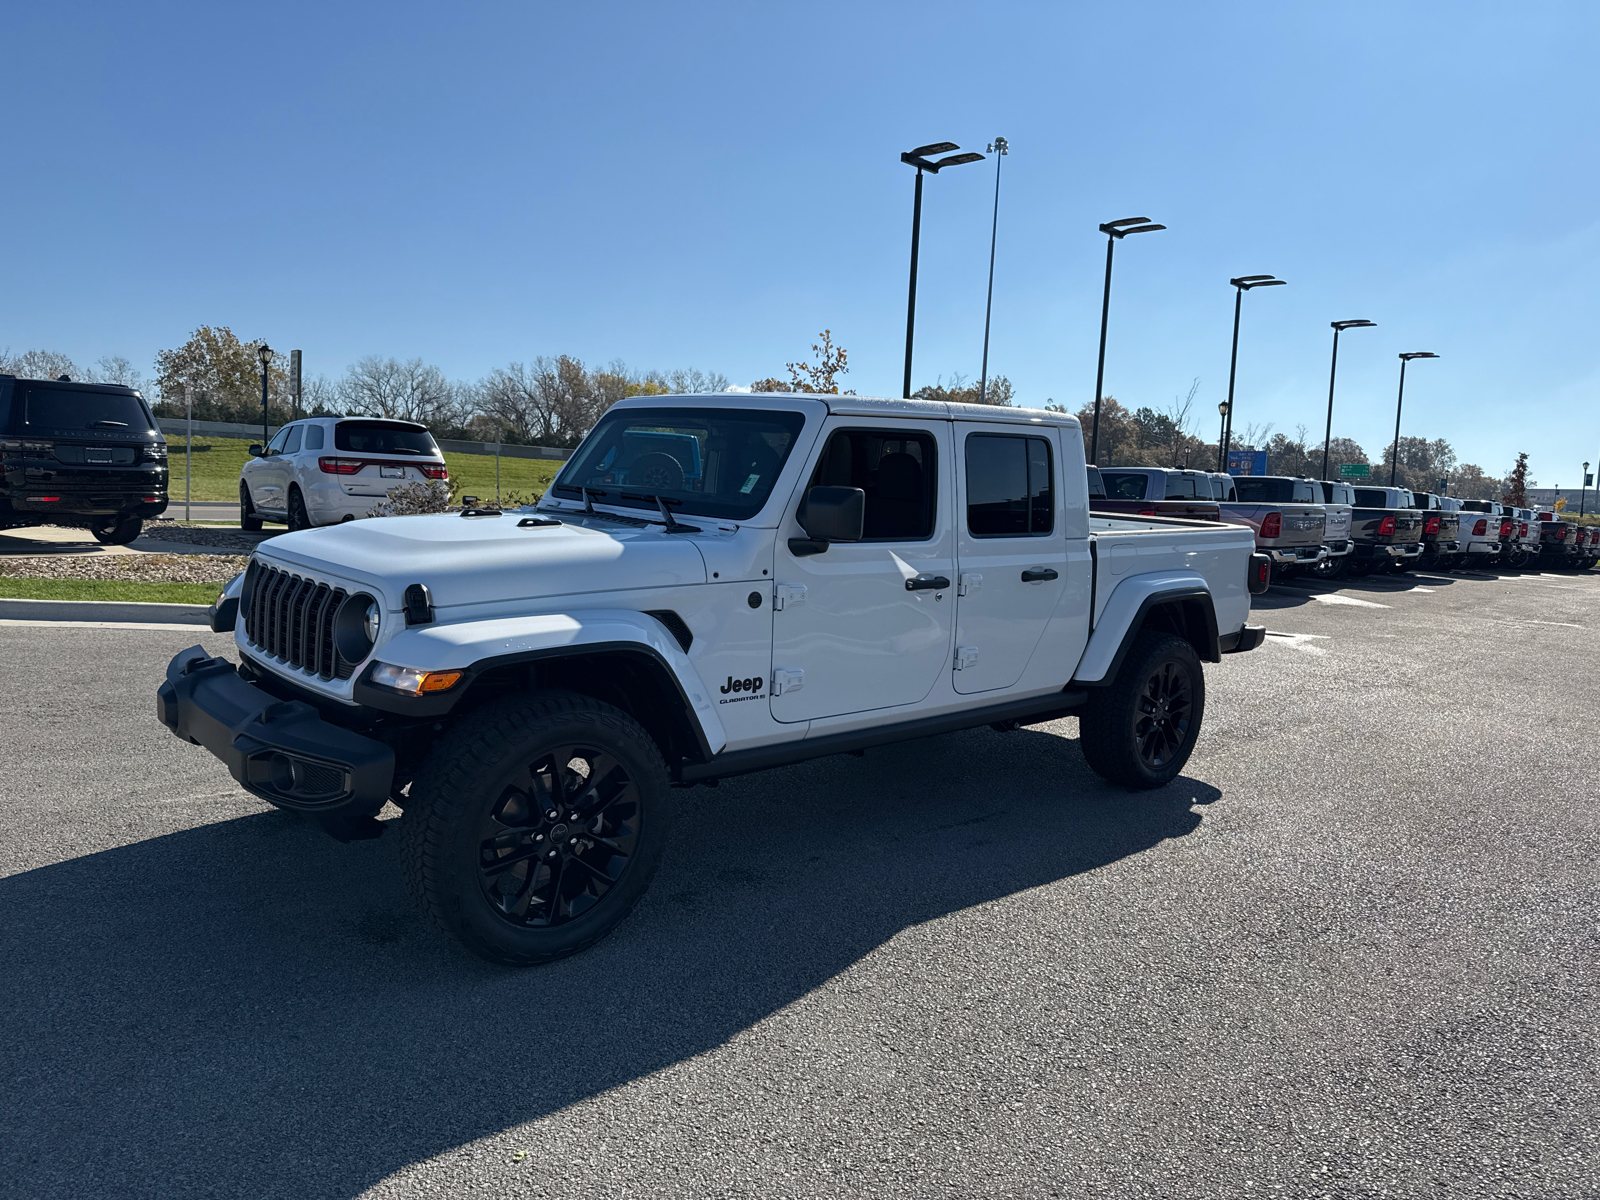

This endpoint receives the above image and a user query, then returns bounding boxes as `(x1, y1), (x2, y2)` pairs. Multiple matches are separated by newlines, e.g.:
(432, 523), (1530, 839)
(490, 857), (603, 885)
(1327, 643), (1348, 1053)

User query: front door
(770, 420), (955, 723)
(952, 425), (1067, 694)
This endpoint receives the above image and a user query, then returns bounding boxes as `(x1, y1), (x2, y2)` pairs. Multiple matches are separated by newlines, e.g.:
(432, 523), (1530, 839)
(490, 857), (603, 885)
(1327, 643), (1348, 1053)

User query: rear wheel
(1311, 554), (1346, 580)
(90, 516), (141, 545)
(401, 692), (670, 966)
(1391, 559), (1413, 573)
(1079, 631), (1205, 790)
(239, 482), (263, 532)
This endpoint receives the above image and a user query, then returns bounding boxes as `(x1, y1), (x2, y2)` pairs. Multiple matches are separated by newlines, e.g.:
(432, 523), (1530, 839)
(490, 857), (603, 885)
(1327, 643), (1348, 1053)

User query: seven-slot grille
(242, 560), (357, 680)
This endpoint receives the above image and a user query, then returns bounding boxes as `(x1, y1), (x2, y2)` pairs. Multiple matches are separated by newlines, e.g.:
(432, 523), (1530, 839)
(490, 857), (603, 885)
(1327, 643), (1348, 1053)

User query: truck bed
(1088, 514), (1256, 633)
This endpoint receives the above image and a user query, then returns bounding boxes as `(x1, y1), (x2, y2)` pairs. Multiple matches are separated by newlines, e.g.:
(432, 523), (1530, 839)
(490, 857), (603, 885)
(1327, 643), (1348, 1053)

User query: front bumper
(1265, 545), (1327, 565)
(156, 646), (395, 838)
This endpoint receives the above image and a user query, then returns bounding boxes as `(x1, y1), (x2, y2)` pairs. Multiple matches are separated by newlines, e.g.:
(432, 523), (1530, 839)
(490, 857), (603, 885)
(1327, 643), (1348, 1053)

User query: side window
(304, 424), (325, 451)
(282, 425), (303, 455)
(965, 434), (1053, 537)
(265, 426), (291, 455)
(1164, 474), (1197, 499)
(807, 428), (937, 541)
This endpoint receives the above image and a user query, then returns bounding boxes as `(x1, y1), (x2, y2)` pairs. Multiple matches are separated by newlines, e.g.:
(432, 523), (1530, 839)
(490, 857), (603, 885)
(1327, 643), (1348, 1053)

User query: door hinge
(954, 646), (979, 671)
(958, 572), (982, 597)
(773, 584), (807, 611)
(771, 668), (805, 695)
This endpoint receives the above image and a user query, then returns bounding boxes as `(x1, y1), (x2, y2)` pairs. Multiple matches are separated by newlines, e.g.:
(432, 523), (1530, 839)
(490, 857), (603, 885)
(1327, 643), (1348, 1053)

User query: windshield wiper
(384, 447), (426, 455)
(620, 492), (701, 533)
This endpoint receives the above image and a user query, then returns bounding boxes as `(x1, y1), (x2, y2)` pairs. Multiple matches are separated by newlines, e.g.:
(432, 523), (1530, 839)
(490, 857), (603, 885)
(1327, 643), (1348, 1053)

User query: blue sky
(5, 1), (1597, 485)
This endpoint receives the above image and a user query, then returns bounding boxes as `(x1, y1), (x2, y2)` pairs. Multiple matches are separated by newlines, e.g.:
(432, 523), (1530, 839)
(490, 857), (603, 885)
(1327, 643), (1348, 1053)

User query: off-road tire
(239, 482), (264, 532)
(1079, 630), (1206, 790)
(628, 452), (685, 492)
(400, 691), (670, 966)
(287, 486), (312, 531)
(91, 516), (142, 545)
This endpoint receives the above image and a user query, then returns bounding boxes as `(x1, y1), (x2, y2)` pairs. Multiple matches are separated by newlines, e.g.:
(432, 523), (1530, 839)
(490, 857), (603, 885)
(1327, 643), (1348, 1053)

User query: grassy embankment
(163, 436), (563, 503)
(0, 578), (219, 605)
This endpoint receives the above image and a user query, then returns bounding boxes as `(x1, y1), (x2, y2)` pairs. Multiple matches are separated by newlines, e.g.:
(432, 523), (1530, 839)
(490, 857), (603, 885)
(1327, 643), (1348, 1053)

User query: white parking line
(1311, 594), (1390, 608)
(0, 619), (211, 632)
(1264, 631), (1330, 655)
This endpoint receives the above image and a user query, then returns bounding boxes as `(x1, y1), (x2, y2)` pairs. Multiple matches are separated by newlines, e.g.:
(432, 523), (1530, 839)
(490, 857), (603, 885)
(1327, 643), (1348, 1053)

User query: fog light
(369, 662), (464, 695)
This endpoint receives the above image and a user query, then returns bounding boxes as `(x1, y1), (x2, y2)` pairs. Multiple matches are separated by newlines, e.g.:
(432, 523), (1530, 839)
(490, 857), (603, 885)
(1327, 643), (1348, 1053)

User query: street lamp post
(1581, 461), (1590, 517)
(1216, 400), (1231, 468)
(257, 343), (273, 447)
(899, 141), (985, 400)
(977, 136), (1009, 405)
(1089, 216), (1166, 464)
(1218, 276), (1286, 473)
(1389, 351), (1439, 487)
(1321, 319), (1376, 480)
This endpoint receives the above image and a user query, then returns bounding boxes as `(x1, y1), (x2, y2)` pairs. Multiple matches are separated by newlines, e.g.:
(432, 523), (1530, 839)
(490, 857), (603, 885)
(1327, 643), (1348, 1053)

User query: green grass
(0, 577), (219, 605)
(164, 435), (563, 503)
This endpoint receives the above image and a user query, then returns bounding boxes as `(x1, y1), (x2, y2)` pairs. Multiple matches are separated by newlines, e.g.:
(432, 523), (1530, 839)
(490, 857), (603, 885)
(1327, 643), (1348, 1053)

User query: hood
(255, 512), (707, 609)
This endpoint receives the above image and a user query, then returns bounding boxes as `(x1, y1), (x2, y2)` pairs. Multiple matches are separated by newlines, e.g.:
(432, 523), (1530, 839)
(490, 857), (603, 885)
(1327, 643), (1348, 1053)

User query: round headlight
(364, 600), (381, 644)
(333, 592), (380, 666)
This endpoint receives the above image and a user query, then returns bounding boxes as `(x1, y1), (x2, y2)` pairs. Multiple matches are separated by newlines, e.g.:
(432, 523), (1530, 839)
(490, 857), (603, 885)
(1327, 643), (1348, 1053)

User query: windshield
(21, 385), (154, 435)
(334, 420), (440, 456)
(553, 406), (807, 520)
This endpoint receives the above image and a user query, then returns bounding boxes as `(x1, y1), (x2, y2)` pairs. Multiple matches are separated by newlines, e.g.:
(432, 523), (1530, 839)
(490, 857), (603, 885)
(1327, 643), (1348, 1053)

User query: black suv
(0, 374), (168, 544)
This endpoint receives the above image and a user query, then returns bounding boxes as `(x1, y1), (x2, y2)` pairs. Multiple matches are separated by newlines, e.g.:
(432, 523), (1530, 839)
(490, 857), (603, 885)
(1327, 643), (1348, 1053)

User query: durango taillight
(319, 457), (365, 475)
(420, 464), (448, 480)
(1378, 515), (1396, 537)
(1424, 515), (1441, 535)
(1260, 512), (1282, 538)
(1472, 518), (1488, 536)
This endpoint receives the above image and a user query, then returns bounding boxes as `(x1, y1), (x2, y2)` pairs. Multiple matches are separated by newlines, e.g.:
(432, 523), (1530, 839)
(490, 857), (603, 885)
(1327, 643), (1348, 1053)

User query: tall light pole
(1216, 400), (1230, 466)
(1580, 461), (1591, 517)
(257, 342), (273, 447)
(1089, 216), (1165, 464)
(1321, 319), (1376, 480)
(978, 136), (1008, 405)
(900, 141), (985, 399)
(1218, 275), (1286, 473)
(1389, 351), (1439, 486)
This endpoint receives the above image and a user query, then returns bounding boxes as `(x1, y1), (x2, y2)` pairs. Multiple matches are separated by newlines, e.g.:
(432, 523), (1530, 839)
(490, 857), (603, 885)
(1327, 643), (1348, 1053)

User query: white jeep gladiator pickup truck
(158, 394), (1268, 965)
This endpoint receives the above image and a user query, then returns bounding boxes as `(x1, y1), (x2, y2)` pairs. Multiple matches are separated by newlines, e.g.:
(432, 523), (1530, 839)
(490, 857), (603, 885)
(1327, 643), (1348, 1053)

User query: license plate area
(379, 466), (405, 479)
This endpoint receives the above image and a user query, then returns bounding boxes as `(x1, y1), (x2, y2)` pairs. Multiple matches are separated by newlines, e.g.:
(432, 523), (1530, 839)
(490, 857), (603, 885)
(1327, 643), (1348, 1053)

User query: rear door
(952, 424), (1067, 694)
(769, 419), (955, 722)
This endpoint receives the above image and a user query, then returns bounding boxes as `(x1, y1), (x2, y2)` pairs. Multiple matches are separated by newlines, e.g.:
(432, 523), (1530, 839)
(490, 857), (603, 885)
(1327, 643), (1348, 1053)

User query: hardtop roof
(604, 391), (1081, 429)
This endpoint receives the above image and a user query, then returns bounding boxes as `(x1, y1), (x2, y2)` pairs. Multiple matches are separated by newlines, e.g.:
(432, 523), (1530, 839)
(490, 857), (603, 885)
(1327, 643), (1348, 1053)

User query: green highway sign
(1338, 463), (1372, 478)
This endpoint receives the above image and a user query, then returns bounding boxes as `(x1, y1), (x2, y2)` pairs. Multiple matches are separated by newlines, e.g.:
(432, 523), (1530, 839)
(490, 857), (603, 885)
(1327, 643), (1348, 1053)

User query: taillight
(1424, 515), (1440, 535)
(422, 464), (447, 480)
(1137, 507), (1156, 516)
(1558, 526), (1569, 540)
(319, 457), (365, 475)
(1378, 515), (1396, 537)
(1472, 518), (1488, 536)
(1261, 512), (1282, 538)
(1499, 521), (1513, 537)
(1519, 523), (1528, 537)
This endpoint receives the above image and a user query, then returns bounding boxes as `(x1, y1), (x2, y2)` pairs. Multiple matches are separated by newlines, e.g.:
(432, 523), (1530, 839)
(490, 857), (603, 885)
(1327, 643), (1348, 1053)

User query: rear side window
(335, 420), (440, 456)
(304, 425), (325, 451)
(1099, 471), (1149, 501)
(808, 428), (938, 541)
(965, 434), (1053, 537)
(1164, 474), (1197, 499)
(20, 385), (154, 435)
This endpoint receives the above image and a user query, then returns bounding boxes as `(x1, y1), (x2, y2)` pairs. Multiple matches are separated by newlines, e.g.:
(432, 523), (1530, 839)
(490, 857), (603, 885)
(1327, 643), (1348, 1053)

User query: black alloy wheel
(240, 482), (263, 532)
(476, 746), (642, 929)
(1078, 630), (1206, 790)
(401, 691), (669, 966)
(1311, 554), (1347, 580)
(287, 486), (312, 531)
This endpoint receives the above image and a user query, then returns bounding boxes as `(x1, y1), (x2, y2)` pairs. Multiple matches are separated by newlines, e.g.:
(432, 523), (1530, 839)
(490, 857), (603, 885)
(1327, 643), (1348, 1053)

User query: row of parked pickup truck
(1087, 466), (1599, 582)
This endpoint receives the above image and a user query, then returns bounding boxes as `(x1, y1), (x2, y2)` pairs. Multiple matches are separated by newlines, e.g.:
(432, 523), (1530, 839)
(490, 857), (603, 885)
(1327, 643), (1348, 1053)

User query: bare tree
(1164, 377), (1199, 466)
(0, 348), (83, 381)
(338, 357), (462, 427)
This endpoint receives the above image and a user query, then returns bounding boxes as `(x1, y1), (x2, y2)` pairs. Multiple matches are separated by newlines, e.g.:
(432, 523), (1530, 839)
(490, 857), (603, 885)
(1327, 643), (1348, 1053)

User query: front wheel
(400, 692), (670, 966)
(1079, 631), (1206, 790)
(91, 516), (141, 545)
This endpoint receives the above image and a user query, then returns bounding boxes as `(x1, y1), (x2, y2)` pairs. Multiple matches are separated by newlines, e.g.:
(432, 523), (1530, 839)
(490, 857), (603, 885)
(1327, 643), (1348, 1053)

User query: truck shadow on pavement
(0, 725), (1217, 1200)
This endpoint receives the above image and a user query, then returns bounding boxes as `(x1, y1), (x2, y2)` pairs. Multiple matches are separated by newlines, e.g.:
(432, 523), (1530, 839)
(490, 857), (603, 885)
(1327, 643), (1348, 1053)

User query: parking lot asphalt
(1, 566), (1595, 1199)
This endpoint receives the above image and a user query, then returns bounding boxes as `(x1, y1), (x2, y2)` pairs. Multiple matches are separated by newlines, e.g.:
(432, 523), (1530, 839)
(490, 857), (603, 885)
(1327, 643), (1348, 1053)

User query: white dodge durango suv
(239, 417), (448, 530)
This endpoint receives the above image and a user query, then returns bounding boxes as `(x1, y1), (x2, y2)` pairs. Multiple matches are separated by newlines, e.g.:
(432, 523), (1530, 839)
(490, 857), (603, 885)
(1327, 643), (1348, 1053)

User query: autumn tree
(913, 372), (1014, 406)
(752, 330), (854, 395)
(153, 326), (289, 424)
(1503, 453), (1530, 506)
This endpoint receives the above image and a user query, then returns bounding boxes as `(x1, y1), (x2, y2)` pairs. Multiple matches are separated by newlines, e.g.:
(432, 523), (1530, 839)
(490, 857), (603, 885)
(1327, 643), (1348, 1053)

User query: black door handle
(1020, 567), (1059, 582)
(905, 574), (950, 591)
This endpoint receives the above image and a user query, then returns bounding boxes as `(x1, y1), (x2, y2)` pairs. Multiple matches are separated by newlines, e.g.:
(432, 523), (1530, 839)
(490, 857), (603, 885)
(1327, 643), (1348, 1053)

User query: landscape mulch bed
(0, 552), (250, 584)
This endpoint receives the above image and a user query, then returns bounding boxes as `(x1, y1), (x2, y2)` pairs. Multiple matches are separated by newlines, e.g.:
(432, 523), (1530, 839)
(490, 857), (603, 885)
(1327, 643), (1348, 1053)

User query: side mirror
(248, 444), (264, 457)
(791, 486), (865, 556)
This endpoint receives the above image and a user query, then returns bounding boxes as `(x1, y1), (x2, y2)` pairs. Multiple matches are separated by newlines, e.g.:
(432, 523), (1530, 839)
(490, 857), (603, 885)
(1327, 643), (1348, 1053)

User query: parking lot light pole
(1216, 400), (1231, 470)
(1321, 319), (1376, 480)
(900, 141), (985, 399)
(1581, 461), (1590, 517)
(257, 343), (273, 447)
(978, 136), (1008, 405)
(1218, 276), (1286, 472)
(1389, 351), (1439, 486)
(1090, 216), (1166, 464)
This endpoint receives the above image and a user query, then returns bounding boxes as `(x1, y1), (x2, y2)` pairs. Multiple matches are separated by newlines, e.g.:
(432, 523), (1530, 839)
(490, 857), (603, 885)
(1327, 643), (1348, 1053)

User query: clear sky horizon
(5, 2), (1597, 487)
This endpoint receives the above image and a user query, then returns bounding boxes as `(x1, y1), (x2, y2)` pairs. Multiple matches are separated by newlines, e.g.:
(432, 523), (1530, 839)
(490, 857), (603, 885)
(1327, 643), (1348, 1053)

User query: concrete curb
(0, 597), (212, 625)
